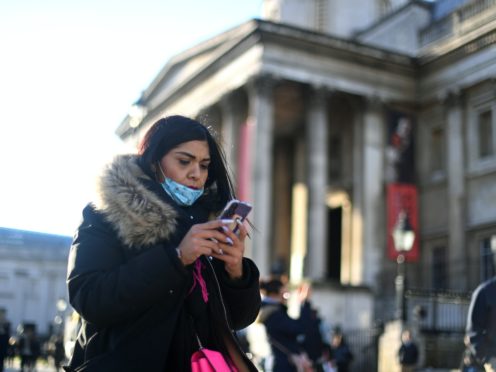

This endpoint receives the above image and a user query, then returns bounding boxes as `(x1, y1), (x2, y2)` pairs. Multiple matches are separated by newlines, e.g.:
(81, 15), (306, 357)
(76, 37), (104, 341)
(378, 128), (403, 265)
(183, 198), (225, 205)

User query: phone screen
(219, 200), (252, 233)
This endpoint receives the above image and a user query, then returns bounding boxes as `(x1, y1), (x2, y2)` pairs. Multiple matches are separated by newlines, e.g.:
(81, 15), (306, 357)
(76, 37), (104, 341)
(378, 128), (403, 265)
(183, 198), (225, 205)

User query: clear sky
(0, 0), (263, 236)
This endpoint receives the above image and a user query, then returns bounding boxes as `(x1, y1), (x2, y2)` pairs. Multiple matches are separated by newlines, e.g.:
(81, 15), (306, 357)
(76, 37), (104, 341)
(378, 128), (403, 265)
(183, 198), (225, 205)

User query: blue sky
(0, 0), (263, 236)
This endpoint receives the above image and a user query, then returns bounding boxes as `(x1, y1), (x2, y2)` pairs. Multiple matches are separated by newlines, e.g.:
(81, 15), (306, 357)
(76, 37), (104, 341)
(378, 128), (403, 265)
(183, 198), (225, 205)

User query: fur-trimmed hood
(93, 154), (178, 248)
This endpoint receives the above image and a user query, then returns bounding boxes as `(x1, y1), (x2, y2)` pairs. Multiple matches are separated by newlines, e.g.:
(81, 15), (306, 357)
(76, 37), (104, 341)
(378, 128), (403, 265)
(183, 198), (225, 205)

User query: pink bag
(190, 348), (238, 372)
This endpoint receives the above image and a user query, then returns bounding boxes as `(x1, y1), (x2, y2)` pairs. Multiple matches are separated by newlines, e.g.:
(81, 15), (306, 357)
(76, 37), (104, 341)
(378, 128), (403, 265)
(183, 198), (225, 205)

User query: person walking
(18, 326), (40, 372)
(398, 329), (418, 372)
(0, 309), (10, 372)
(258, 278), (314, 372)
(65, 115), (261, 371)
(466, 276), (496, 371)
(47, 334), (65, 372)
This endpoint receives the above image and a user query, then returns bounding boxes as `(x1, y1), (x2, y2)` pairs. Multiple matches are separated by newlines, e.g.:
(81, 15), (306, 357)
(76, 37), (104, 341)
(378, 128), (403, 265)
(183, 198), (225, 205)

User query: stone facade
(0, 227), (71, 335)
(117, 0), (496, 368)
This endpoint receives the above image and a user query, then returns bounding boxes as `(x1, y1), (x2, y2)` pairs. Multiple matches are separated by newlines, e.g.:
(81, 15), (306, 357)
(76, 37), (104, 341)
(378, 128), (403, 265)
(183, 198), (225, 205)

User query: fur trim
(93, 154), (178, 248)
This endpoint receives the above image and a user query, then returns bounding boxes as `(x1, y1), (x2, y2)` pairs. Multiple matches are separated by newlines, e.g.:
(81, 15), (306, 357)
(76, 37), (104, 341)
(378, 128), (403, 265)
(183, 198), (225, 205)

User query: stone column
(305, 87), (329, 280)
(349, 98), (365, 285)
(361, 97), (385, 287)
(220, 93), (242, 183)
(246, 76), (275, 277)
(445, 92), (467, 290)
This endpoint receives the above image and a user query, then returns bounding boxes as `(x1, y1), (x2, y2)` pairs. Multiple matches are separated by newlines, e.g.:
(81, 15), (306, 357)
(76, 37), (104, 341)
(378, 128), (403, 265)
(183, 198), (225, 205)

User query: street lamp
(392, 210), (415, 321)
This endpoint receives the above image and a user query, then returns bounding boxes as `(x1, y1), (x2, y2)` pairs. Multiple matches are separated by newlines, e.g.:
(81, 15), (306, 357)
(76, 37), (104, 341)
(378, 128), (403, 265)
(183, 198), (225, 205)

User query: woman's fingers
(178, 219), (249, 266)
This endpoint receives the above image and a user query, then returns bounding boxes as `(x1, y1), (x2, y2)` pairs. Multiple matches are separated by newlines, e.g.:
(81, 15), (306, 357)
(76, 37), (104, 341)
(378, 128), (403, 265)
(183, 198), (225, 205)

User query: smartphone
(218, 199), (252, 234)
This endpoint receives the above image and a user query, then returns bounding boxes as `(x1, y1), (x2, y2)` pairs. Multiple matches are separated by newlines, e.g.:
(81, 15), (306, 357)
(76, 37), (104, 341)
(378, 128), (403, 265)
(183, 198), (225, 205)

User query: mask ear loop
(156, 161), (167, 182)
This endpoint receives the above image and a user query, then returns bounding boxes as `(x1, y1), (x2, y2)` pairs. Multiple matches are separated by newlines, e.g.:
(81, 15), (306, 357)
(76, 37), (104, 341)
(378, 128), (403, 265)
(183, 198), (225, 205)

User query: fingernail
(221, 226), (229, 233)
(219, 249), (224, 255)
(226, 237), (233, 245)
(221, 219), (234, 224)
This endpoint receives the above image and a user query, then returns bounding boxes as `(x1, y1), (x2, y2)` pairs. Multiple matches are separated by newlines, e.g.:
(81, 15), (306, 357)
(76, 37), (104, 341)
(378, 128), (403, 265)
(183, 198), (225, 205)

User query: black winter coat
(467, 277), (496, 362)
(258, 300), (312, 372)
(65, 155), (261, 372)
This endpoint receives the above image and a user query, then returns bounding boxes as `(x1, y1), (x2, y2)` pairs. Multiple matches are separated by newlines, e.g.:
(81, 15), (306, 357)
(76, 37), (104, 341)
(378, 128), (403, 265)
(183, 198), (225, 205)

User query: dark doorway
(327, 207), (342, 281)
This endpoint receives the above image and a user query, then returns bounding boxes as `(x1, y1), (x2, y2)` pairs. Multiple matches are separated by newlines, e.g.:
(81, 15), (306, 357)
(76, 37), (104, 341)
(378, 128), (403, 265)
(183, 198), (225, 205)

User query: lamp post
(392, 210), (415, 322)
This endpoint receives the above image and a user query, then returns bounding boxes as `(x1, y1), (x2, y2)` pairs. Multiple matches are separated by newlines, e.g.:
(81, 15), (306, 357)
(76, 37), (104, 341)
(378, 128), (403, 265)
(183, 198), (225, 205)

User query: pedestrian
(466, 276), (496, 371)
(325, 330), (353, 372)
(47, 334), (65, 371)
(65, 115), (261, 371)
(460, 335), (485, 372)
(398, 329), (418, 372)
(18, 325), (40, 372)
(0, 308), (10, 372)
(302, 307), (327, 371)
(258, 278), (314, 372)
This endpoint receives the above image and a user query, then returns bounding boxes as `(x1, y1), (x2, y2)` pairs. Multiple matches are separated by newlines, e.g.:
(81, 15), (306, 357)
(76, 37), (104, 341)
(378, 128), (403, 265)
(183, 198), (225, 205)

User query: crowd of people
(0, 312), (66, 372)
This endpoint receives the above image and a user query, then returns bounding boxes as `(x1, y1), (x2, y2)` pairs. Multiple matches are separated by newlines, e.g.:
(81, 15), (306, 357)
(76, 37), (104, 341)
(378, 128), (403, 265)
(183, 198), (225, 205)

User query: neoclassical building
(116, 0), (496, 356)
(0, 227), (71, 335)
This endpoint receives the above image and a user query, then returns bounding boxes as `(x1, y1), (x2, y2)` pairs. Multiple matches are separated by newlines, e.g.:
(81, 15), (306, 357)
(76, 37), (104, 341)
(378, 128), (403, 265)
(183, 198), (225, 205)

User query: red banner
(387, 184), (419, 262)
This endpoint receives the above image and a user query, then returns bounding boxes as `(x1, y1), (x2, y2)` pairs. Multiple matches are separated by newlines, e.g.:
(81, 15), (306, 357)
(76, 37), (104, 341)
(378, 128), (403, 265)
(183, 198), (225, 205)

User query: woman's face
(159, 140), (210, 189)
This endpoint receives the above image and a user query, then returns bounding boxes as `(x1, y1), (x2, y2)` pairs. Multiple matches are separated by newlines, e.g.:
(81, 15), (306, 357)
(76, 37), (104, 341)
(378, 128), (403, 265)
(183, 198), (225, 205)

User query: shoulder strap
(268, 337), (292, 356)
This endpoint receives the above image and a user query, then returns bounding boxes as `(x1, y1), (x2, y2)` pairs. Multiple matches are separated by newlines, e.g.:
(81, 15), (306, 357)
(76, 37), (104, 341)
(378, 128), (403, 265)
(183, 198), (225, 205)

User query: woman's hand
(210, 219), (248, 280)
(176, 219), (235, 266)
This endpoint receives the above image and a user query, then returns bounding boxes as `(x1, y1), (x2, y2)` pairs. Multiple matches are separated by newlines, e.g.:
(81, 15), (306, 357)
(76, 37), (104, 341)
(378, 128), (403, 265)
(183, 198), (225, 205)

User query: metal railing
(344, 324), (383, 372)
(405, 288), (472, 332)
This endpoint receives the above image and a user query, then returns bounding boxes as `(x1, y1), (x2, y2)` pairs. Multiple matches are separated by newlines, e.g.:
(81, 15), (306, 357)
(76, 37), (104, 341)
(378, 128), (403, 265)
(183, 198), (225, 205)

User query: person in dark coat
(65, 115), (261, 372)
(48, 334), (65, 372)
(328, 332), (353, 372)
(0, 308), (10, 372)
(258, 278), (313, 372)
(18, 326), (41, 372)
(398, 329), (418, 372)
(302, 307), (326, 371)
(466, 276), (496, 371)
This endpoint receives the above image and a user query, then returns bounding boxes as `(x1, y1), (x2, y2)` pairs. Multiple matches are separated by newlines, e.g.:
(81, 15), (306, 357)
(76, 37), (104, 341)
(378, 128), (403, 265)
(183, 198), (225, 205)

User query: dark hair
(260, 278), (284, 296)
(138, 115), (236, 211)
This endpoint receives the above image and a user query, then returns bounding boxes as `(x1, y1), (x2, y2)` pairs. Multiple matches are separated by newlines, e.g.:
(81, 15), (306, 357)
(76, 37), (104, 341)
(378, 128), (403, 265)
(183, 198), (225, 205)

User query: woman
(258, 278), (314, 372)
(65, 115), (261, 371)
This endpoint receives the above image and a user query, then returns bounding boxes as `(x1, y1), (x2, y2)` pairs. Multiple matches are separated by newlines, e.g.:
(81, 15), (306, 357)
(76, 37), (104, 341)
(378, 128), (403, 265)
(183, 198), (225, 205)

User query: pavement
(4, 358), (60, 372)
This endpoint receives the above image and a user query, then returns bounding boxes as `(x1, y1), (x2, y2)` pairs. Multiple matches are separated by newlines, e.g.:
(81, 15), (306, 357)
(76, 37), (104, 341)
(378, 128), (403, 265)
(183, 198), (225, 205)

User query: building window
(469, 91), (496, 172)
(432, 246), (448, 290)
(430, 126), (446, 173)
(478, 109), (494, 159)
(480, 235), (496, 282)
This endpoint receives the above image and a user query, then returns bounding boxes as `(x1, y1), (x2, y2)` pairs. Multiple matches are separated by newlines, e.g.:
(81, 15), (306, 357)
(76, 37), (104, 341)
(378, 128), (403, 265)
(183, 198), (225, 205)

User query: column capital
(248, 74), (277, 98)
(308, 85), (330, 104)
(364, 95), (384, 112)
(220, 90), (244, 113)
(443, 89), (465, 108)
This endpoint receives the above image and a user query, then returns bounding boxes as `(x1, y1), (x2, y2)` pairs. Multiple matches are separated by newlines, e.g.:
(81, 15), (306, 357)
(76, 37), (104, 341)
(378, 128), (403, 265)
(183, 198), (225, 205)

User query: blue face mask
(158, 163), (204, 206)
(160, 176), (204, 206)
